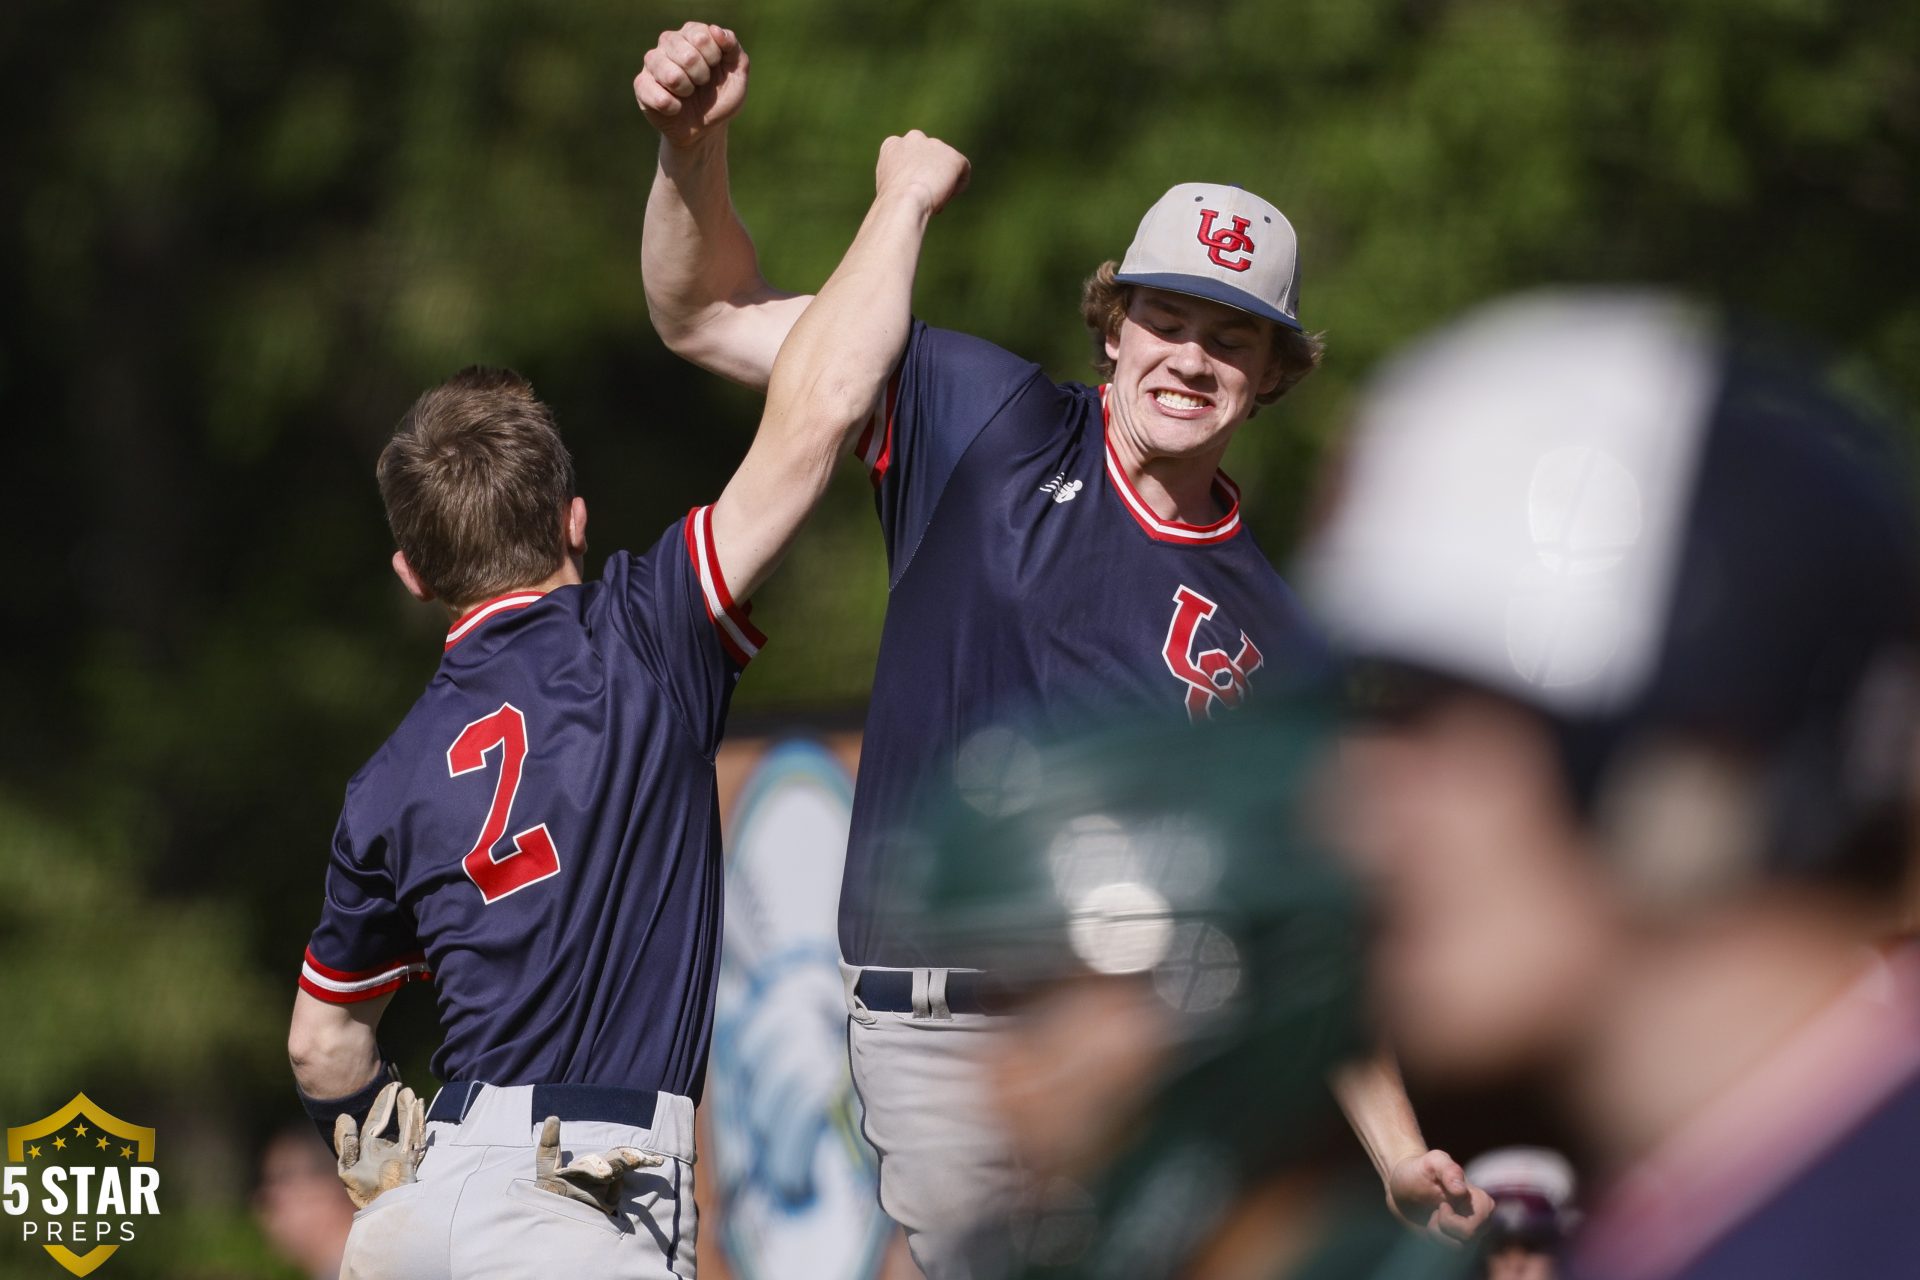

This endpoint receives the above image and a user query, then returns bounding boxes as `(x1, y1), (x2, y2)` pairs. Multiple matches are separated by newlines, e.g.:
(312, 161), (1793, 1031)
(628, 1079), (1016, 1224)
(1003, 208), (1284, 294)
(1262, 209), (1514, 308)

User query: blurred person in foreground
(1302, 291), (1920, 1279)
(253, 1127), (355, 1280)
(892, 708), (1472, 1280)
(1463, 1148), (1578, 1280)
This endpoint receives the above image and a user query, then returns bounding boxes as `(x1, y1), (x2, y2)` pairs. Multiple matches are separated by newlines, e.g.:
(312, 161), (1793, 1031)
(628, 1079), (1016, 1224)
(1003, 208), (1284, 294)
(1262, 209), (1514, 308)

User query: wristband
(298, 1060), (401, 1155)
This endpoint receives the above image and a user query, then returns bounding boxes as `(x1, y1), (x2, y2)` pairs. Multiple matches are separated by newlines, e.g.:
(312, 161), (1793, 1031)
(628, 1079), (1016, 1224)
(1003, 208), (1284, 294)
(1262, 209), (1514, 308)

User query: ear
(564, 497), (588, 557)
(1256, 359), (1286, 400)
(1256, 331), (1287, 399)
(1104, 319), (1124, 368)
(391, 551), (434, 603)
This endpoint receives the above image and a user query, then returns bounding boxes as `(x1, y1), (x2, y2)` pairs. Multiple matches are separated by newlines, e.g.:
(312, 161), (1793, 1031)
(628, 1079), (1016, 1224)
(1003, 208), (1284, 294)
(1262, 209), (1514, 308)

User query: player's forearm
(643, 130), (803, 387)
(644, 131), (755, 334)
(1329, 1051), (1429, 1187)
(288, 990), (389, 1099)
(706, 189), (932, 600)
(766, 188), (932, 433)
(706, 134), (960, 598)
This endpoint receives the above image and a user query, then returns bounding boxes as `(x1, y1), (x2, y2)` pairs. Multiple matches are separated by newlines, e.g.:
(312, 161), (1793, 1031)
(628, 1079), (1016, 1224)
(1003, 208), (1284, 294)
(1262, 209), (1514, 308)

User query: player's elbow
(645, 283), (770, 362)
(815, 370), (885, 434)
(774, 369), (880, 453)
(643, 292), (709, 361)
(771, 332), (883, 426)
(287, 1013), (339, 1080)
(288, 996), (381, 1097)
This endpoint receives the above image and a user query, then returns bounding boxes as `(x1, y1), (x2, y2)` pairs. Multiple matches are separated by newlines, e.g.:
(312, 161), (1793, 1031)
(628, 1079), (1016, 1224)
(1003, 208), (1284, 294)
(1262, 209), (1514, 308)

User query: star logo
(7, 1094), (160, 1276)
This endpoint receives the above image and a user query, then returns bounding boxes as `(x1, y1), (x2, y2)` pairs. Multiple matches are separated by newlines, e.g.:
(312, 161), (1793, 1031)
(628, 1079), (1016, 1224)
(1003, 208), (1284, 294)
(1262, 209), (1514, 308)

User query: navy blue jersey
(842, 323), (1325, 965)
(298, 505), (764, 1099)
(1663, 1069), (1920, 1278)
(1570, 947), (1920, 1280)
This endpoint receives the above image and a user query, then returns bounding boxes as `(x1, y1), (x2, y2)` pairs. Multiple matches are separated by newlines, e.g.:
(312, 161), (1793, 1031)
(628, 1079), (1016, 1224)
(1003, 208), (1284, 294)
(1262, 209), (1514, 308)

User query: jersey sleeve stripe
(854, 374), (900, 487)
(852, 405), (880, 470)
(299, 948), (432, 1003)
(684, 504), (768, 666)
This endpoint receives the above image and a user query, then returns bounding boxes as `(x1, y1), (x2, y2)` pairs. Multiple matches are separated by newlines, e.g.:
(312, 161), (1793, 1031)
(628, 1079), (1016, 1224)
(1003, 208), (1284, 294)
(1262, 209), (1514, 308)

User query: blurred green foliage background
(1, 0), (1915, 1272)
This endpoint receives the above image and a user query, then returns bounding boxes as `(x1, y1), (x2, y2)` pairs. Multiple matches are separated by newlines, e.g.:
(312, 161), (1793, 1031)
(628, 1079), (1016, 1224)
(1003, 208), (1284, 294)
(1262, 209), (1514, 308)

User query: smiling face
(1105, 288), (1285, 462)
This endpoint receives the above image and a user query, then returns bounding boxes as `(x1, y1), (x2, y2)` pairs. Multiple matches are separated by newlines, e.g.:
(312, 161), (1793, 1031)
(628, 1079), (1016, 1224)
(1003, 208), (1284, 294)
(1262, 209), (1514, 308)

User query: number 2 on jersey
(447, 702), (561, 903)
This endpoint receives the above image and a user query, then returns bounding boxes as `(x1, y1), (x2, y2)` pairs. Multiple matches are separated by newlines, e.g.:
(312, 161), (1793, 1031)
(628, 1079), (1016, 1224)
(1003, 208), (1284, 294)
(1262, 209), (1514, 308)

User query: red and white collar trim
(444, 591), (547, 651)
(1099, 385), (1243, 546)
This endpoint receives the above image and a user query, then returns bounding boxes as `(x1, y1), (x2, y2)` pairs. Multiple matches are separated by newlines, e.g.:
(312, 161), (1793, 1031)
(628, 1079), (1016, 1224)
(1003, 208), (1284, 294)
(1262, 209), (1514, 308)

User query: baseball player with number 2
(637, 21), (1492, 1277)
(285, 127), (971, 1278)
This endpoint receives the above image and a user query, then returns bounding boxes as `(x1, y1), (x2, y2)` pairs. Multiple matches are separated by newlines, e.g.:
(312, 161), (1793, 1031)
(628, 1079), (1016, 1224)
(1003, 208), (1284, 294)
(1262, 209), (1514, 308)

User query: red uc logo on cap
(1196, 209), (1256, 272)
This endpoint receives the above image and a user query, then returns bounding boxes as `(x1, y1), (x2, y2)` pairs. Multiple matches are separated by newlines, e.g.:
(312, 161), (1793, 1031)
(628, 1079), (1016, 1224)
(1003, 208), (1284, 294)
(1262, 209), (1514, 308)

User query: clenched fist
(1388, 1148), (1496, 1244)
(876, 130), (971, 216)
(634, 21), (748, 148)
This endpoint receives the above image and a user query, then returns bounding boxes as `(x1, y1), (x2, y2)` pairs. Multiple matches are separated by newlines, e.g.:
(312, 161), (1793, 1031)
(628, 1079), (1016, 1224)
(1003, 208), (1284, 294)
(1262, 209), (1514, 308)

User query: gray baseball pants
(339, 1083), (698, 1279)
(843, 963), (1021, 1280)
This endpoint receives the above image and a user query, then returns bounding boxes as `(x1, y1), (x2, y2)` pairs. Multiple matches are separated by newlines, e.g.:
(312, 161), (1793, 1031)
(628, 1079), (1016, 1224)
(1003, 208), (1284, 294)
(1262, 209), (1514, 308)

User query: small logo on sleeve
(1196, 210), (1256, 273)
(1163, 586), (1264, 723)
(5, 1095), (159, 1276)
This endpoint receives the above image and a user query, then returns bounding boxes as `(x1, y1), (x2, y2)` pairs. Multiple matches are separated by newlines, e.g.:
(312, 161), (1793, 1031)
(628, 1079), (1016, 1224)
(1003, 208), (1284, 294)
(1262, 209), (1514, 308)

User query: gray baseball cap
(1116, 183), (1303, 331)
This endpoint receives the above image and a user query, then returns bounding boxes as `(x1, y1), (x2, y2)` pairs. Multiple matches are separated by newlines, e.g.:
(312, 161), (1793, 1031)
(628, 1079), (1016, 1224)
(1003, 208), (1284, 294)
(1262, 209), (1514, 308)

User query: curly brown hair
(1079, 261), (1325, 406)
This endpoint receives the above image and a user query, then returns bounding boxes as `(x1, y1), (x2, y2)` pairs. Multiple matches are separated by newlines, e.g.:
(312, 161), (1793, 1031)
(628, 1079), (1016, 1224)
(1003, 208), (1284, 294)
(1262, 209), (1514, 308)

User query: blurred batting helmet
(896, 703), (1383, 1278)
(1303, 290), (1920, 896)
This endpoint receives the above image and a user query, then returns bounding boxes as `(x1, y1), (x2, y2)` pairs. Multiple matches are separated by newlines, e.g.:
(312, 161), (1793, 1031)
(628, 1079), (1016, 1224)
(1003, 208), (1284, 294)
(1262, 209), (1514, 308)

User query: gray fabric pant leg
(843, 963), (1021, 1280)
(339, 1083), (699, 1280)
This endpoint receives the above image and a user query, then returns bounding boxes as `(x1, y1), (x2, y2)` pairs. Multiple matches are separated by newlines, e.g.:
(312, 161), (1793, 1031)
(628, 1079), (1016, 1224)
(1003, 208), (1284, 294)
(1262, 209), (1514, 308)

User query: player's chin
(1144, 416), (1234, 459)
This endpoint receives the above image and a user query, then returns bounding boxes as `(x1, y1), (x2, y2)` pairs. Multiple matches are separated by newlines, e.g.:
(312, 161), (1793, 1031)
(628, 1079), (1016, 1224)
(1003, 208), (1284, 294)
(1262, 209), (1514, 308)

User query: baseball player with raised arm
(636, 22), (1492, 1276)
(285, 128), (971, 1280)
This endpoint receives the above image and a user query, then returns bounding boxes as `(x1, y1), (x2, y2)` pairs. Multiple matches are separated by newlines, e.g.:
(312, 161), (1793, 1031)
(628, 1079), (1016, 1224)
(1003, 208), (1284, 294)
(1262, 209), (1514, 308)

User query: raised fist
(634, 21), (748, 148)
(876, 130), (971, 215)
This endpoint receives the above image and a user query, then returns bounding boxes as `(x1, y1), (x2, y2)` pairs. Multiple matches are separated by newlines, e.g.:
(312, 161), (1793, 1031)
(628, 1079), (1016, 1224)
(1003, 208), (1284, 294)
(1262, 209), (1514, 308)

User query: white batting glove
(334, 1081), (427, 1209)
(534, 1115), (665, 1217)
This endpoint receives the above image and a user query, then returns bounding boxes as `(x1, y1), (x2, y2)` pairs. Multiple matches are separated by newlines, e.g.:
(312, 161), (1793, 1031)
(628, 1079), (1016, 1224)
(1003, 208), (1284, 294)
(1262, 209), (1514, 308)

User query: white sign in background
(709, 741), (891, 1280)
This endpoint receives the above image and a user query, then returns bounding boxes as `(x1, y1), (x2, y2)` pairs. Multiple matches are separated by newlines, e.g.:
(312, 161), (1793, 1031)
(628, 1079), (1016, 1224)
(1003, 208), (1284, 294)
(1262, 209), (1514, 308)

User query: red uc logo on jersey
(1163, 586), (1264, 724)
(1196, 209), (1256, 272)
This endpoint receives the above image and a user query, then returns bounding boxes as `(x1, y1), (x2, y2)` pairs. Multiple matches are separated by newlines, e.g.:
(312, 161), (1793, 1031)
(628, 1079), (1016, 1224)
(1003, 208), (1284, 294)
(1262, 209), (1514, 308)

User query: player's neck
(1569, 894), (1884, 1175)
(1115, 438), (1232, 526)
(443, 559), (584, 623)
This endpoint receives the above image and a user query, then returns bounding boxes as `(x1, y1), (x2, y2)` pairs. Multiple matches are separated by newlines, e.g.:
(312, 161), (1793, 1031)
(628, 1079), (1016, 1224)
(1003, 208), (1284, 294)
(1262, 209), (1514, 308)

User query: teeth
(1154, 391), (1208, 410)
